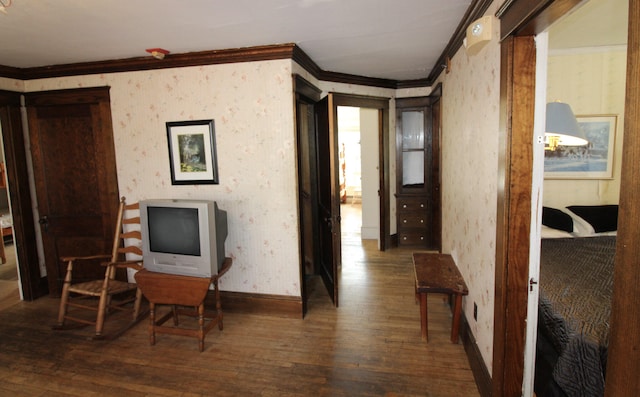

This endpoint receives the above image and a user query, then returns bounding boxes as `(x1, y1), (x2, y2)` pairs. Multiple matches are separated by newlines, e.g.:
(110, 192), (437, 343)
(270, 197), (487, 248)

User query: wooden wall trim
(318, 70), (398, 89)
(0, 65), (24, 80)
(294, 74), (322, 103)
(461, 315), (492, 397)
(0, 90), (44, 300)
(492, 36), (513, 396)
(493, 34), (536, 397)
(497, 0), (582, 40)
(1, 41), (431, 89)
(208, 291), (303, 319)
(23, 86), (110, 106)
(18, 44), (299, 80)
(605, 0), (640, 394)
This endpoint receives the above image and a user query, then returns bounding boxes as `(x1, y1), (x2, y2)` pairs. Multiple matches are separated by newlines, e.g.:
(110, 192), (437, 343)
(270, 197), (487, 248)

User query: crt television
(140, 199), (228, 278)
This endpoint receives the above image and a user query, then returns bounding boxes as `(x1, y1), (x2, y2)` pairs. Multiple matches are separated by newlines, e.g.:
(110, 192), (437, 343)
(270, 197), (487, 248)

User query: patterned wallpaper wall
(4, 36), (505, 372)
(22, 60), (302, 296)
(437, 6), (502, 371)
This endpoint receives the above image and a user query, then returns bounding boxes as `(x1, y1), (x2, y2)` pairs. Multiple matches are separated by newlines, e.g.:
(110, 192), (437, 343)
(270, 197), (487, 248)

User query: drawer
(398, 198), (427, 213)
(399, 215), (426, 229)
(398, 231), (427, 246)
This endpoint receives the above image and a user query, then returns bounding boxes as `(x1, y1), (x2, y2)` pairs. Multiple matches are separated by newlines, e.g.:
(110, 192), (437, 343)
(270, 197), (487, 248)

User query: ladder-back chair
(54, 197), (146, 339)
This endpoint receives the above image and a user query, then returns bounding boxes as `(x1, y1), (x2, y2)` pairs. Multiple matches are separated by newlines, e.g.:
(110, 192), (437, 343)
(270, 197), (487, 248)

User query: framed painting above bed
(544, 114), (617, 179)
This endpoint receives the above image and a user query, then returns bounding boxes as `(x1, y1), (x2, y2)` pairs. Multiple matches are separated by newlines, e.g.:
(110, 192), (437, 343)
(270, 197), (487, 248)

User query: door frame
(0, 90), (45, 300)
(330, 93), (390, 251)
(293, 78), (391, 311)
(493, 0), (639, 395)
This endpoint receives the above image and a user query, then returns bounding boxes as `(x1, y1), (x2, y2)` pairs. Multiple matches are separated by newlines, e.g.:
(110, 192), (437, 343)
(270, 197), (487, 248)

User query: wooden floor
(0, 240), (19, 311)
(0, 205), (479, 396)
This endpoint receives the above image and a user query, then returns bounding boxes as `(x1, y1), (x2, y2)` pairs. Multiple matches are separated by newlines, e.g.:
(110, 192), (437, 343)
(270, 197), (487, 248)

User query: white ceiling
(0, 0), (473, 81)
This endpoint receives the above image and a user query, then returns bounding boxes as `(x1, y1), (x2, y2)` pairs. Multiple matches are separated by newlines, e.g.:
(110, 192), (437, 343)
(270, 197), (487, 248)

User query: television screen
(140, 199), (228, 278)
(147, 207), (201, 256)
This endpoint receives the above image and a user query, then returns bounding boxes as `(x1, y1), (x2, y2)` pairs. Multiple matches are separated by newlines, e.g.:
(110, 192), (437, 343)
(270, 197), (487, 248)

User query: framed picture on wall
(544, 114), (617, 179)
(166, 119), (219, 185)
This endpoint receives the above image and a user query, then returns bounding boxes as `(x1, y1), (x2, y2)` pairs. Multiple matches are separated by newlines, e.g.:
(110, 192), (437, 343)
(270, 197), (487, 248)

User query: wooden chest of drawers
(397, 196), (429, 246)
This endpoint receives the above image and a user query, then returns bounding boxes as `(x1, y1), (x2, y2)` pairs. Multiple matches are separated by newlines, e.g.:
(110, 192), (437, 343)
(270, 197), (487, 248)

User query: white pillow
(541, 225), (574, 239)
(563, 208), (596, 237)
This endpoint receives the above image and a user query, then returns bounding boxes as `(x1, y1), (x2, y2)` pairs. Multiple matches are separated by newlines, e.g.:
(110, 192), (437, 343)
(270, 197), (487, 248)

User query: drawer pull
(403, 204), (407, 208)
(403, 219), (407, 223)
(420, 204), (424, 208)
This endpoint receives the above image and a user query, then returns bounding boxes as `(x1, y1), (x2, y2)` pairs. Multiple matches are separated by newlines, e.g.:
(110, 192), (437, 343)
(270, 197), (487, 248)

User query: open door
(315, 94), (341, 306)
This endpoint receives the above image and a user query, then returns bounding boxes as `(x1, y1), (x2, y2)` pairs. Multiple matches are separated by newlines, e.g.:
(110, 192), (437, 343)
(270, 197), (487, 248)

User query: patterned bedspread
(538, 236), (615, 397)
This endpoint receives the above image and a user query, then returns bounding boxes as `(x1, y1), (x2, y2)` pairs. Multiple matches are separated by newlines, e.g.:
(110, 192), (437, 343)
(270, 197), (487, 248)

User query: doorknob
(39, 215), (49, 232)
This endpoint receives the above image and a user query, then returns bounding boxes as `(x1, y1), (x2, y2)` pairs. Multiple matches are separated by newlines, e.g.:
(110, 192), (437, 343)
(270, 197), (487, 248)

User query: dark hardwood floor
(0, 240), (19, 311)
(0, 204), (479, 396)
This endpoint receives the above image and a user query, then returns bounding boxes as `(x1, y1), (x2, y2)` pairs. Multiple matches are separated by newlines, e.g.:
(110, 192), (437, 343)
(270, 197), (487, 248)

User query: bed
(535, 205), (618, 397)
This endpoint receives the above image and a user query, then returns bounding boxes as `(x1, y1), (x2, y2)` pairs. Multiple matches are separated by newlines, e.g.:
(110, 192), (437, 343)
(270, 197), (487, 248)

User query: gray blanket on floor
(538, 236), (615, 397)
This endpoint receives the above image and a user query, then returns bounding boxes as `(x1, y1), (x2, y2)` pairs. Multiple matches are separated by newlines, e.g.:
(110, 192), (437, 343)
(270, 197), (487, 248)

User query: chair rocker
(54, 197), (147, 339)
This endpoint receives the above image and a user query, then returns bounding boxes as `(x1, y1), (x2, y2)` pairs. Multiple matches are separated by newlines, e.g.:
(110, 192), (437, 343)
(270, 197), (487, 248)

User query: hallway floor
(0, 208), (479, 396)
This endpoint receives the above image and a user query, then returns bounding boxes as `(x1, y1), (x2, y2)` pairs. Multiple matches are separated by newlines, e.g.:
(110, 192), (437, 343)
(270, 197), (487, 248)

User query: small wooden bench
(413, 253), (468, 343)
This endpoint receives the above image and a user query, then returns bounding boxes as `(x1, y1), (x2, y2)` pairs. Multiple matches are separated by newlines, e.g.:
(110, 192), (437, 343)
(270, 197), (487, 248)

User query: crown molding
(11, 44), (298, 80)
(0, 43), (433, 89)
(0, 0), (497, 91)
(291, 44), (422, 89)
(0, 65), (25, 80)
(426, 0), (494, 84)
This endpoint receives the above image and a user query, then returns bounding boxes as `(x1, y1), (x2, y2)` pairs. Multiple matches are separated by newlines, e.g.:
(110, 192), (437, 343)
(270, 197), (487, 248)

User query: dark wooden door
(296, 99), (319, 315)
(25, 87), (120, 297)
(315, 94), (341, 306)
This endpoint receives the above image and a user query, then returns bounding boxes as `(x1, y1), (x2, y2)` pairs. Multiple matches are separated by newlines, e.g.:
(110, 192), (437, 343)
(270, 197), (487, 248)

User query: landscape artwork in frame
(544, 114), (616, 179)
(166, 119), (219, 185)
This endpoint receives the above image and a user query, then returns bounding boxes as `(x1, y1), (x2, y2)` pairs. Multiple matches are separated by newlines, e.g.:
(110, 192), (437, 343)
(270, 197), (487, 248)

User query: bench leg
(451, 293), (463, 343)
(419, 292), (428, 341)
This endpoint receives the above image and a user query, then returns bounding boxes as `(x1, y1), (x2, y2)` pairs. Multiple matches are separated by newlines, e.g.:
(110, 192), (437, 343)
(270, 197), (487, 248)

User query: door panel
(25, 87), (120, 297)
(315, 95), (341, 306)
(296, 99), (319, 316)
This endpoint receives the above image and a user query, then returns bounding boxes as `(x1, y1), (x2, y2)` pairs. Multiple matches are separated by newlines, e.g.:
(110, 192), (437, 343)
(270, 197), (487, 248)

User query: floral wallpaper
(437, 7), (502, 371)
(22, 60), (301, 296)
(5, 25), (505, 372)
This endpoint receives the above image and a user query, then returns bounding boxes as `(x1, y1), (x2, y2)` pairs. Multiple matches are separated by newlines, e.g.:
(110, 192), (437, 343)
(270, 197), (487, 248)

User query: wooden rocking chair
(54, 197), (146, 339)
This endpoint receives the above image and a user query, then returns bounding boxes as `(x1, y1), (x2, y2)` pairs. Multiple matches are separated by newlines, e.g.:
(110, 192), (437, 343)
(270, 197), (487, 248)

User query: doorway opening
(294, 85), (389, 314)
(338, 106), (380, 256)
(0, 121), (20, 310)
(337, 106), (380, 271)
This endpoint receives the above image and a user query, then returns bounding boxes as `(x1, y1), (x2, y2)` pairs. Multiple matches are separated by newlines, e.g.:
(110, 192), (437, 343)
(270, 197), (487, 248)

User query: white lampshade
(545, 102), (588, 146)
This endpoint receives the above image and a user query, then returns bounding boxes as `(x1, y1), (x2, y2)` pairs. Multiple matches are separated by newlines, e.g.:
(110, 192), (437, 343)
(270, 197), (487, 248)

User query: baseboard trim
(205, 290), (303, 319)
(461, 314), (492, 397)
